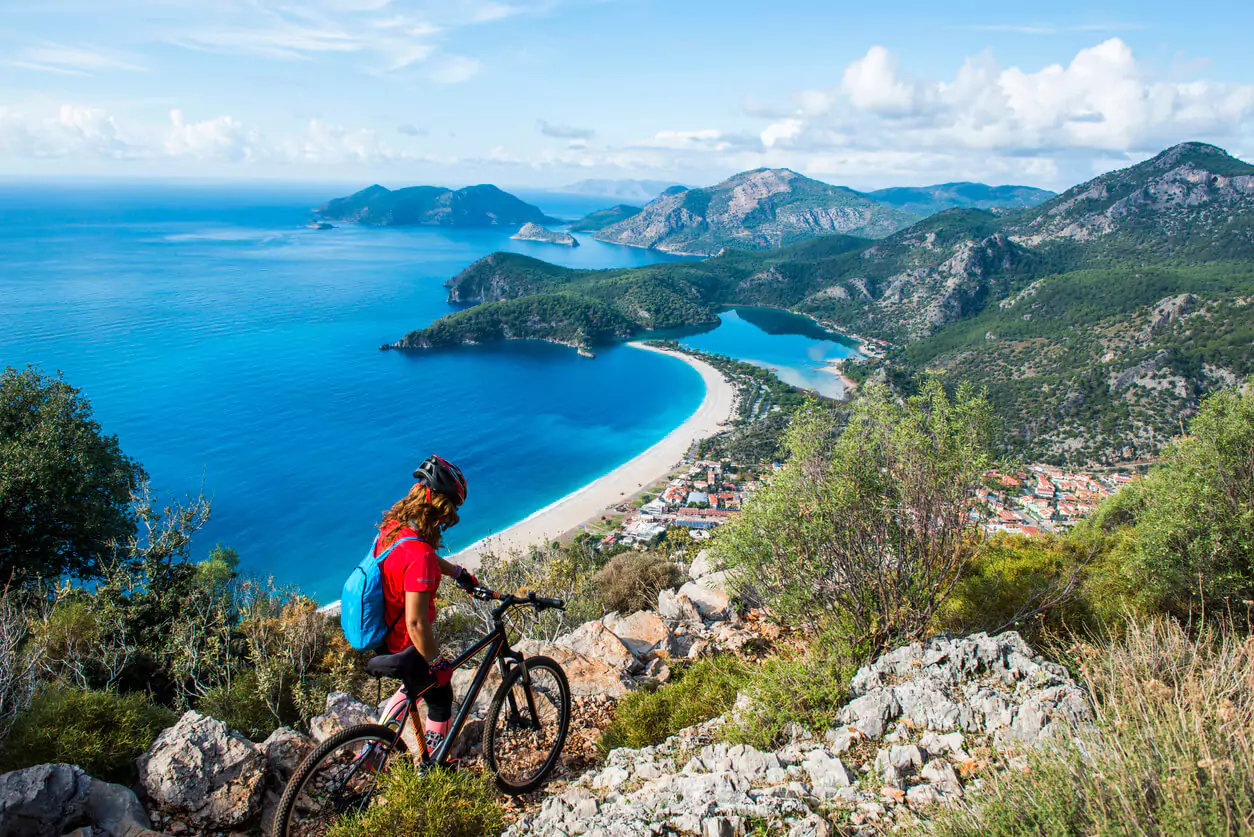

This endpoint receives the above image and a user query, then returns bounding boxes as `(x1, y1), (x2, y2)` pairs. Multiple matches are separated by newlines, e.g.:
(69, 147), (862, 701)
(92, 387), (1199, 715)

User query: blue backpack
(340, 535), (419, 651)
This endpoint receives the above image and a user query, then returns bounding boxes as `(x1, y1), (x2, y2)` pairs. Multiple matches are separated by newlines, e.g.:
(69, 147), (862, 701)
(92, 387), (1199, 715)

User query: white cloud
(165, 110), (265, 162)
(637, 130), (733, 152)
(10, 43), (147, 75)
(0, 104), (137, 159)
(840, 45), (923, 116)
(538, 119), (595, 140)
(289, 119), (393, 163)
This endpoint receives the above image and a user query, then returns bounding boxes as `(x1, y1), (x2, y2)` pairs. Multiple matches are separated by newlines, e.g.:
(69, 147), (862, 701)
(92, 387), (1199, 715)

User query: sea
(0, 181), (858, 601)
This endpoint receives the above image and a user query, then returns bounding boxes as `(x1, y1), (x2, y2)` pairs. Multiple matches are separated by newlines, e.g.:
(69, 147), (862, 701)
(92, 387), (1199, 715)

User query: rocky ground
(0, 556), (1091, 837)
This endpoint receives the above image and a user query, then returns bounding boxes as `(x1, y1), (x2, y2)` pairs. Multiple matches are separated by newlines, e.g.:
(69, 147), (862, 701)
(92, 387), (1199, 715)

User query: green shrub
(930, 617), (1254, 836)
(723, 639), (854, 750)
(0, 687), (174, 783)
(593, 552), (684, 613)
(1084, 382), (1254, 618)
(198, 672), (283, 741)
(326, 763), (503, 837)
(600, 656), (750, 754)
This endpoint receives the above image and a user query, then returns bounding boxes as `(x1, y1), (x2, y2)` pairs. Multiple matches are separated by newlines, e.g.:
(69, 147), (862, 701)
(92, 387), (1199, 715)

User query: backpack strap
(375, 536), (424, 645)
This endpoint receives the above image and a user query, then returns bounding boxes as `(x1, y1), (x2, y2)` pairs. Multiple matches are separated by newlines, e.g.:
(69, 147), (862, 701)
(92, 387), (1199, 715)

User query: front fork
(499, 648), (541, 730)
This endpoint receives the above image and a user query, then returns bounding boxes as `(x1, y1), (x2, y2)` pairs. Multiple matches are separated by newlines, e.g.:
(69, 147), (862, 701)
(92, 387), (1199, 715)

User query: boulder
(138, 711), (265, 829)
(688, 549), (717, 580)
(678, 581), (733, 621)
(261, 727), (314, 780)
(88, 778), (156, 837)
(657, 588), (702, 624)
(516, 641), (633, 698)
(554, 621), (639, 672)
(603, 610), (673, 658)
(309, 692), (375, 743)
(696, 570), (734, 595)
(0, 763), (90, 837)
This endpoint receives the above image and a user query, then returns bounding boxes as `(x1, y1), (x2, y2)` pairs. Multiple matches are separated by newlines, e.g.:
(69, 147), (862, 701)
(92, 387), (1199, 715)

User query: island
(305, 221), (334, 230)
(511, 222), (579, 247)
(317, 183), (559, 227)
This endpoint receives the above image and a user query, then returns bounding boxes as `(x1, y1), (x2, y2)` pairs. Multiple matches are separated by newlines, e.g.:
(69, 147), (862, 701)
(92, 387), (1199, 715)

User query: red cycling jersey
(377, 523), (441, 654)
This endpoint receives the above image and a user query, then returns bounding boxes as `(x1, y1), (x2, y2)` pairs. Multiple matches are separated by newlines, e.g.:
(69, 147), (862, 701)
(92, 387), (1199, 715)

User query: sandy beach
(452, 343), (737, 568)
(822, 359), (859, 398)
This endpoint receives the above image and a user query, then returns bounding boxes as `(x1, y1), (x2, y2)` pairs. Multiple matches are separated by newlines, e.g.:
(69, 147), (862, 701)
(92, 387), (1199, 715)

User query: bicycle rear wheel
(273, 723), (408, 837)
(483, 655), (571, 794)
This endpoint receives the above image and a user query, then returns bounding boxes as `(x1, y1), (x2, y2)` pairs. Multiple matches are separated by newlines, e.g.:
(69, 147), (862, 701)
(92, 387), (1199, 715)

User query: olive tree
(0, 367), (145, 585)
(716, 378), (994, 656)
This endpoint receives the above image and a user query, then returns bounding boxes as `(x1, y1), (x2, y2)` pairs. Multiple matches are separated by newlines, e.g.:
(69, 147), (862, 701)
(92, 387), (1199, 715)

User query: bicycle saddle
(365, 646), (426, 680)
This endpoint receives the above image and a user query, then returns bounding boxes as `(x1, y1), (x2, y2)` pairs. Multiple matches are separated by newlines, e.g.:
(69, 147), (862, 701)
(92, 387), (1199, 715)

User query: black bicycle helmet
(413, 455), (468, 505)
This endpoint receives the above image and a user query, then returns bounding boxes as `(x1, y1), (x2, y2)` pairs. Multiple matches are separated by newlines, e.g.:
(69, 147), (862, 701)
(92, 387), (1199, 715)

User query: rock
(261, 727), (314, 780)
(801, 750), (852, 787)
(602, 610), (674, 659)
(688, 549), (716, 580)
(0, 764), (90, 837)
(657, 588), (702, 624)
(516, 641), (633, 698)
(921, 761), (963, 795)
(555, 621), (640, 672)
(678, 581), (733, 621)
(309, 692), (375, 743)
(138, 711), (265, 829)
(823, 726), (859, 754)
(906, 784), (942, 807)
(88, 778), (155, 837)
(697, 570), (734, 595)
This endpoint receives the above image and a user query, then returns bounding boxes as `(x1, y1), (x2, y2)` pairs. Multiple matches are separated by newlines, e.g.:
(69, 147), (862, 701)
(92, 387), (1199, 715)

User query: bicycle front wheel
(273, 723), (408, 837)
(483, 655), (571, 794)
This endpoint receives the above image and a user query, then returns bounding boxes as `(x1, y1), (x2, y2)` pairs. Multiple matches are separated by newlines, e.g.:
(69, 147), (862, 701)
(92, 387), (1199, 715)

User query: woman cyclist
(374, 454), (478, 752)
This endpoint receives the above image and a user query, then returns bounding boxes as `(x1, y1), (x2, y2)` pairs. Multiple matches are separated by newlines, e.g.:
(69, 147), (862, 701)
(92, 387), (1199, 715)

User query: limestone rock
(261, 727), (314, 780)
(603, 610), (674, 659)
(555, 620), (639, 672)
(309, 692), (375, 743)
(678, 581), (733, 621)
(0, 763), (90, 837)
(516, 640), (633, 698)
(657, 588), (702, 624)
(688, 549), (716, 580)
(138, 711), (265, 828)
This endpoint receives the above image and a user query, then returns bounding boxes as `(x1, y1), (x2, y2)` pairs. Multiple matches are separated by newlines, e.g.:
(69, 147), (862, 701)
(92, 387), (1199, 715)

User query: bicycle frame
(376, 612), (532, 765)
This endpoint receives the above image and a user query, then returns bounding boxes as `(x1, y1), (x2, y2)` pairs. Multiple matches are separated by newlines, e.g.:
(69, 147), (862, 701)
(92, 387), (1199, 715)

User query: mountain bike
(274, 586), (571, 837)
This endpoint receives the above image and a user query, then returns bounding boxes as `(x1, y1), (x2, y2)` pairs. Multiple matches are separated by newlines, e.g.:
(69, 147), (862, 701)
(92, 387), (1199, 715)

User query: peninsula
(317, 183), (558, 227)
(511, 222), (579, 247)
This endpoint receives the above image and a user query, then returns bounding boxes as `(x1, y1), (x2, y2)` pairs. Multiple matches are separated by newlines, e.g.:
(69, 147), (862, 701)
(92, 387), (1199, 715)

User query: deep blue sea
(0, 181), (856, 601)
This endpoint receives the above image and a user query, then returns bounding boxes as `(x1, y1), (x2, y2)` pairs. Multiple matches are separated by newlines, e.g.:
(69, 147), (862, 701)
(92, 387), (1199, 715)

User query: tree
(716, 378), (994, 657)
(0, 367), (145, 585)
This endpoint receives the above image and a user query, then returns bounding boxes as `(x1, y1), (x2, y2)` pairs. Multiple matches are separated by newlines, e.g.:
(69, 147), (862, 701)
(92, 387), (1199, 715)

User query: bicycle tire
(482, 655), (571, 794)
(273, 723), (408, 837)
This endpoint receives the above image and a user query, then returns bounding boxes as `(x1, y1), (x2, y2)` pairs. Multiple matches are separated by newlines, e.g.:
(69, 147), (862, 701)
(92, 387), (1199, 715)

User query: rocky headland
(511, 222), (579, 247)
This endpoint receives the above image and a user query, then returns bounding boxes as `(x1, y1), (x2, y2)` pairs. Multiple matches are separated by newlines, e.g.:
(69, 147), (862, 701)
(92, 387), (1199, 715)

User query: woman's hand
(454, 566), (479, 593)
(430, 657), (455, 687)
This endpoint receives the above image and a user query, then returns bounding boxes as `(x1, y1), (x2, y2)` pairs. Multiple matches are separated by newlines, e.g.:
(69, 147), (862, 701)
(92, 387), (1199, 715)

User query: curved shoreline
(451, 342), (737, 568)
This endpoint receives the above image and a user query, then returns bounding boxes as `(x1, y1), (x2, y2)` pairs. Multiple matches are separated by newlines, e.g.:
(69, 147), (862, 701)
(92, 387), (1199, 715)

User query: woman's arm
(405, 590), (438, 661)
(434, 554), (463, 578)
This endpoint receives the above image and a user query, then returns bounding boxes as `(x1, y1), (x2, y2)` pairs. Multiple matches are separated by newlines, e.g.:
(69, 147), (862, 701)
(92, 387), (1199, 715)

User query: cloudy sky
(2, 0), (1252, 190)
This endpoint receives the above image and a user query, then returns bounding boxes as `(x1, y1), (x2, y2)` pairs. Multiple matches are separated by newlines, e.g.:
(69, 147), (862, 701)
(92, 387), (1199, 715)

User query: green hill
(868, 182), (1056, 217)
(317, 183), (558, 227)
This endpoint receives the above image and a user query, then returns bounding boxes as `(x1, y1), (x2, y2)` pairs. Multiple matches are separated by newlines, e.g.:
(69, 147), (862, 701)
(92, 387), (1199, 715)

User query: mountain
(317, 184), (558, 227)
(569, 204), (643, 232)
(868, 182), (1056, 217)
(560, 179), (685, 202)
(594, 168), (916, 256)
(395, 142), (1254, 465)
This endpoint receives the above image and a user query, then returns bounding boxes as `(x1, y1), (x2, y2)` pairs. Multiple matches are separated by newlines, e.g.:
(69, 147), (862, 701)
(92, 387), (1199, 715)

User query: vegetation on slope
(569, 204), (643, 232)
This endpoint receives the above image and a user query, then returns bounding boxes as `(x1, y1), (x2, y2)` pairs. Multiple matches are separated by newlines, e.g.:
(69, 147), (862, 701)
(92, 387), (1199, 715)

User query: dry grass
(933, 617), (1254, 836)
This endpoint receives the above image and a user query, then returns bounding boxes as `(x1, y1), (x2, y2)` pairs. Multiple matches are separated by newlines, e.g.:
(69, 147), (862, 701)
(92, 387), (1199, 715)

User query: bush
(931, 617), (1254, 836)
(723, 639), (855, 751)
(475, 541), (605, 641)
(600, 656), (750, 754)
(0, 687), (174, 783)
(717, 380), (994, 655)
(593, 552), (684, 613)
(198, 672), (282, 741)
(1084, 382), (1254, 618)
(326, 763), (503, 837)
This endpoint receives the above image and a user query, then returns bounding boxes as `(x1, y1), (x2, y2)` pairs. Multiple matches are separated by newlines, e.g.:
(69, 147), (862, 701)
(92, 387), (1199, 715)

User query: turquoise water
(0, 182), (856, 601)
(667, 307), (862, 398)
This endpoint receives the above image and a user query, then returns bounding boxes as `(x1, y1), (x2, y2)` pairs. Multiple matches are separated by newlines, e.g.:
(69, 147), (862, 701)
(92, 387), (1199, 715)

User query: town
(592, 459), (1136, 548)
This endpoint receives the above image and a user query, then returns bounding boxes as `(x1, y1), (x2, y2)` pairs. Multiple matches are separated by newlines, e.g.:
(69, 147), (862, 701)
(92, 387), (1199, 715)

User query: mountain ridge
(593, 168), (916, 256)
(868, 182), (1056, 217)
(317, 183), (559, 227)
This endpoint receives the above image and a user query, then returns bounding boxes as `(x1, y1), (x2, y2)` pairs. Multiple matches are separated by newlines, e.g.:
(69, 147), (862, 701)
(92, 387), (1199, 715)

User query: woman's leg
(425, 684), (454, 737)
(379, 686), (408, 724)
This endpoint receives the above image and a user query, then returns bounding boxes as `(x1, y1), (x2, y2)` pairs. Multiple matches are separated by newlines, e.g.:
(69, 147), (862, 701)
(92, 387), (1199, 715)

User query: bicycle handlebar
(471, 586), (566, 618)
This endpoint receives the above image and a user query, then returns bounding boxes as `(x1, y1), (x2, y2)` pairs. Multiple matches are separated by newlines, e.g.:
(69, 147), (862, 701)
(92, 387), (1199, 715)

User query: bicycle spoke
(489, 664), (567, 789)
(282, 732), (403, 837)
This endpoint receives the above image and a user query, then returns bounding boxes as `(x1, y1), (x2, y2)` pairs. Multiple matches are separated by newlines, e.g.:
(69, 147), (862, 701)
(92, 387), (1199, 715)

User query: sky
(1, 0), (1252, 192)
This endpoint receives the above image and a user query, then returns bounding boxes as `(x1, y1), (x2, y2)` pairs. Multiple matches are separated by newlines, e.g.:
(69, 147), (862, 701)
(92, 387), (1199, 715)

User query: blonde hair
(379, 483), (460, 549)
